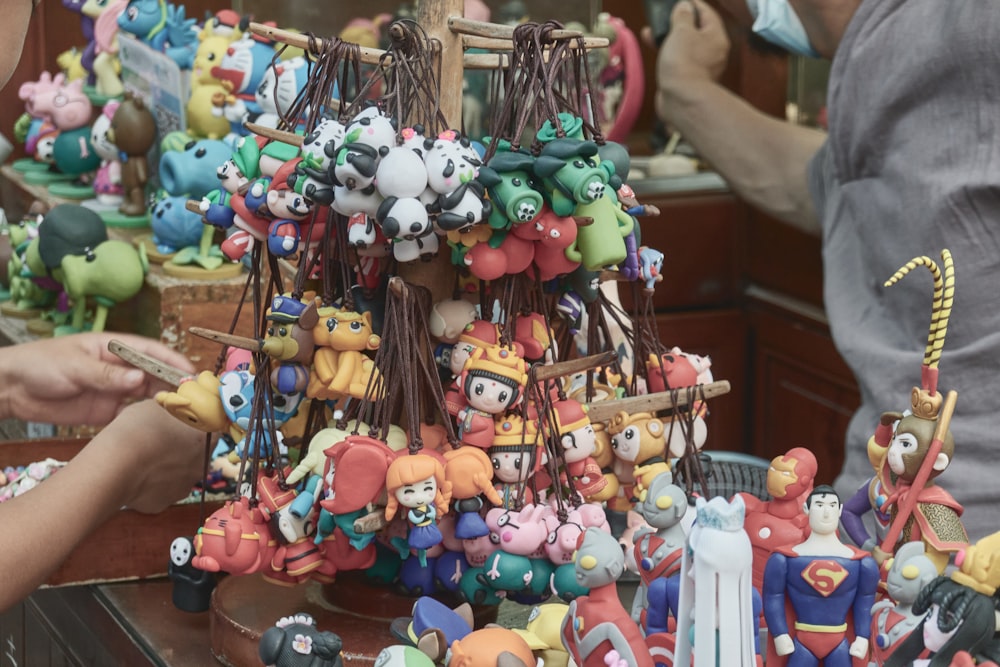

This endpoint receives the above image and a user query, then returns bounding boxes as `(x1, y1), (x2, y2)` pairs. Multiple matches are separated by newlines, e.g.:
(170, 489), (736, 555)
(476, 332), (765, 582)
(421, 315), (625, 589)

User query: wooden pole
(108, 340), (191, 387)
(396, 0), (467, 306)
(188, 326), (263, 352)
(584, 380), (732, 423)
(448, 16), (597, 41)
(419, 0), (464, 126)
(531, 351), (618, 382)
(243, 122), (304, 146)
(248, 22), (388, 64)
(461, 34), (609, 51)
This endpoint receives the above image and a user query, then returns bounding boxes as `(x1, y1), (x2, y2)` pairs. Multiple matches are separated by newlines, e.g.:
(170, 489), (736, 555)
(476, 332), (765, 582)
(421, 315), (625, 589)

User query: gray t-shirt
(809, 0), (1000, 540)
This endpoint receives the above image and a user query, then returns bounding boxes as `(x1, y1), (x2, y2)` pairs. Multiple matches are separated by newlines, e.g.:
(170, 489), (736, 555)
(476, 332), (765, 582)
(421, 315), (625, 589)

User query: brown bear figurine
(108, 92), (156, 217)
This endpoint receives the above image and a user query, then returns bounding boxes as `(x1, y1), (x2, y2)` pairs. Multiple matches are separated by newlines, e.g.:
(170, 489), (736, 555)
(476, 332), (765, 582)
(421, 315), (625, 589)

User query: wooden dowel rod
(276, 258), (299, 284)
(354, 510), (388, 533)
(463, 52), (510, 69)
(189, 326), (262, 352)
(531, 351), (618, 382)
(449, 16), (589, 41)
(462, 35), (516, 51)
(388, 275), (408, 296)
(462, 35), (609, 51)
(248, 22), (389, 64)
(584, 380), (732, 422)
(244, 122), (302, 146)
(108, 340), (191, 387)
(600, 269), (629, 283)
(186, 199), (204, 215)
(462, 49), (601, 69)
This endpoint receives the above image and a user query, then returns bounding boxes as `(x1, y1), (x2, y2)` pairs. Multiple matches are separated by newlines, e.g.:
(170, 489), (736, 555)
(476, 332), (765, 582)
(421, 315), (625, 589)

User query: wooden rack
(248, 1), (609, 303)
(247, 15), (608, 69)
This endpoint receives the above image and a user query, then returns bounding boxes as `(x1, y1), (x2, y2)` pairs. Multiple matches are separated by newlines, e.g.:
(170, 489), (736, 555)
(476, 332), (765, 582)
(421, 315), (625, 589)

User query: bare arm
(0, 400), (205, 612)
(0, 333), (195, 425)
(0, 0), (33, 92)
(656, 0), (826, 235)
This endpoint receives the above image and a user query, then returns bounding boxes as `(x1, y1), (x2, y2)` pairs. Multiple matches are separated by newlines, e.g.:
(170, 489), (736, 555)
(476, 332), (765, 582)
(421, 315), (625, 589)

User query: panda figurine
(258, 613), (344, 667)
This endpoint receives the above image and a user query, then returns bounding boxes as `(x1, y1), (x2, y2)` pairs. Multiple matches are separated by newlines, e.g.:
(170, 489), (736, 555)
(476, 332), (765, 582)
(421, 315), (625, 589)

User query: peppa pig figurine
(18, 72), (93, 134)
(478, 503), (554, 599)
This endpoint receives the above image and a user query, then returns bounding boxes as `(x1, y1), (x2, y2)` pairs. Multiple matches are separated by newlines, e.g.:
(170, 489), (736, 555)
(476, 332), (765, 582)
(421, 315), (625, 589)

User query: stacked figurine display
(89, 8), (997, 667)
(1, 203), (146, 335)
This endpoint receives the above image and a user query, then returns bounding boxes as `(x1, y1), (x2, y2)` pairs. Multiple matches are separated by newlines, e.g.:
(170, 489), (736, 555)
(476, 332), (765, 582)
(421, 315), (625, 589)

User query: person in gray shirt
(656, 0), (1000, 542)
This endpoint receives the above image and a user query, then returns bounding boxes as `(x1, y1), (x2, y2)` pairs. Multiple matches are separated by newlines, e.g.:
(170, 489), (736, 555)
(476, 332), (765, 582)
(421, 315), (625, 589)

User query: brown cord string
(384, 20), (450, 135)
(674, 385), (711, 499)
(232, 242), (267, 504)
(409, 284), (461, 448)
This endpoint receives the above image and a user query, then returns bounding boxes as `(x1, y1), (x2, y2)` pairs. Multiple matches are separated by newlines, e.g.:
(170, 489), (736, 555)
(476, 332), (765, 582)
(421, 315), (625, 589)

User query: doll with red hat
(456, 344), (528, 450)
(548, 397), (607, 500)
(262, 157), (316, 257)
(443, 319), (500, 417)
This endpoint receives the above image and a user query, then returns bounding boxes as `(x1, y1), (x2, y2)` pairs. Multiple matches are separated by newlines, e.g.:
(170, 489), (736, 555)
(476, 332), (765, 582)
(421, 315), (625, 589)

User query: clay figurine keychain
(384, 453), (454, 567)
(866, 250), (968, 573)
(258, 613), (344, 667)
(456, 344), (529, 449)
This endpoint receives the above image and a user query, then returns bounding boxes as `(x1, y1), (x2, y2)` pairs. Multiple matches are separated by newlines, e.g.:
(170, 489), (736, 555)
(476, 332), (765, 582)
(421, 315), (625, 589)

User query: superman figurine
(762, 485), (880, 667)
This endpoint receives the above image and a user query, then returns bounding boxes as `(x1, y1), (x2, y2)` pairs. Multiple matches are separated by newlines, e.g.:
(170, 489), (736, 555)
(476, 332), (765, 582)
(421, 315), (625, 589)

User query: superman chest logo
(800, 560), (849, 597)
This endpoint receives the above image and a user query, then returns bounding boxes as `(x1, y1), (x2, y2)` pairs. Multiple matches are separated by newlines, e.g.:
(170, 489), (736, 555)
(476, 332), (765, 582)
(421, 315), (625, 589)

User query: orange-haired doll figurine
(384, 453), (454, 566)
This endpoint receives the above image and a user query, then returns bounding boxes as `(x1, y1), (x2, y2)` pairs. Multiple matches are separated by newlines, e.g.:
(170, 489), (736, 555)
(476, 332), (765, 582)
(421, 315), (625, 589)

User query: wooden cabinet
(1, 583), (201, 666)
(741, 211), (860, 482)
(656, 308), (747, 455)
(744, 287), (859, 484)
(632, 187), (860, 473)
(626, 187), (744, 311)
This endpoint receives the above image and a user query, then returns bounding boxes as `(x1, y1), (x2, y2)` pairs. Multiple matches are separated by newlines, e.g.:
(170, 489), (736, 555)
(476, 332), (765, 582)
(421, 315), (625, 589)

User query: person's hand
(93, 399), (207, 514)
(0, 332), (196, 426)
(657, 0), (731, 102)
